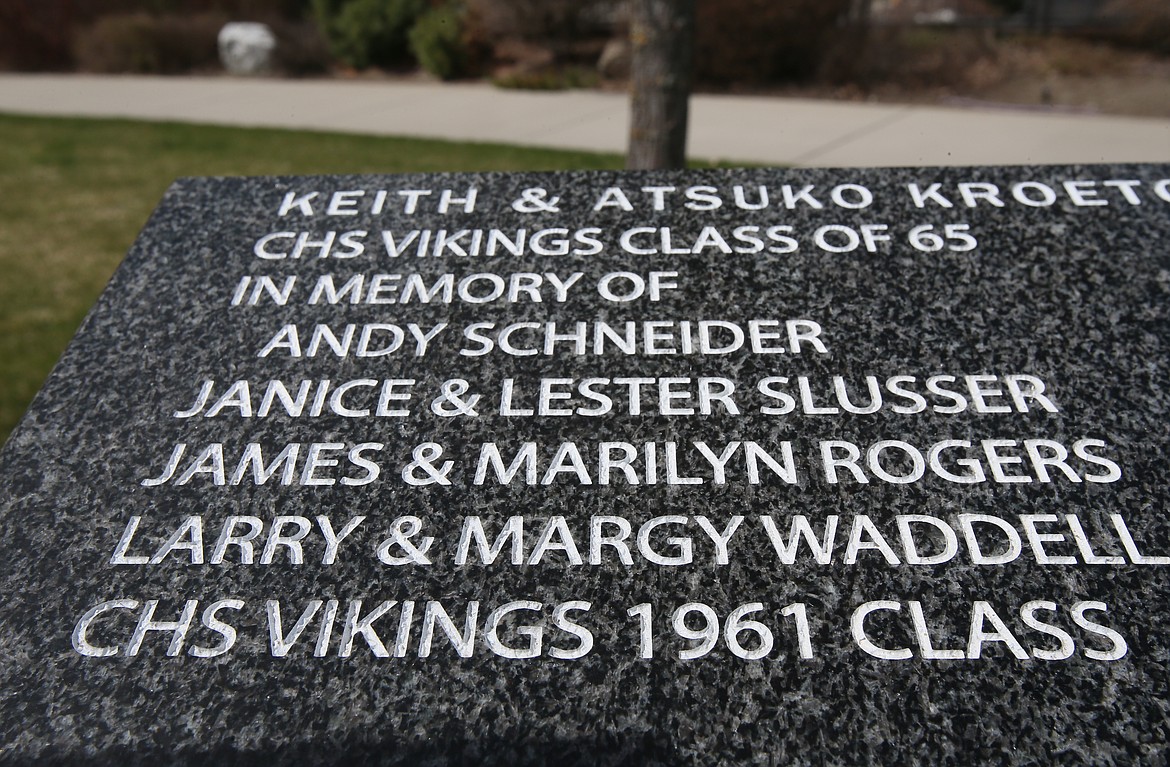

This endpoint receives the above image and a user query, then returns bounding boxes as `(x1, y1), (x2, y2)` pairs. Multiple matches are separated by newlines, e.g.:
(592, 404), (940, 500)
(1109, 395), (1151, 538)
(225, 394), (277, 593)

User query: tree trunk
(626, 0), (696, 170)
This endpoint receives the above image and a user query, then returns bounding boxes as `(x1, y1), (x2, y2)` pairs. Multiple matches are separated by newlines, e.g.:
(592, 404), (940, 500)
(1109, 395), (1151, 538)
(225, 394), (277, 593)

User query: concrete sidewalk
(1, 74), (1168, 167)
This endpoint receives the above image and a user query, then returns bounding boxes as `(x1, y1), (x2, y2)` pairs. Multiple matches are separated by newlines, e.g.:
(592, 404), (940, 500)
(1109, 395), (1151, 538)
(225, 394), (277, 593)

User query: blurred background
(1, 0), (1167, 116)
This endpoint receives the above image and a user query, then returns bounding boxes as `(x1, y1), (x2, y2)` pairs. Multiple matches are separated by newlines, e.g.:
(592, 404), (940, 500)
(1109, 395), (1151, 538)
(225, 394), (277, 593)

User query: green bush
(312, 0), (426, 69)
(410, 5), (466, 79)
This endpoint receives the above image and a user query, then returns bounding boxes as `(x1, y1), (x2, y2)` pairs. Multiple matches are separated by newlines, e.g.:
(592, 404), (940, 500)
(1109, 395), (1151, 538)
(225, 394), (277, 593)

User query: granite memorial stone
(1, 165), (1169, 764)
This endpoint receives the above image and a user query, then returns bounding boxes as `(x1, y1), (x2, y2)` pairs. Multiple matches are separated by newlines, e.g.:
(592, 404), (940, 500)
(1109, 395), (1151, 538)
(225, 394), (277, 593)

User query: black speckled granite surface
(1, 166), (1169, 765)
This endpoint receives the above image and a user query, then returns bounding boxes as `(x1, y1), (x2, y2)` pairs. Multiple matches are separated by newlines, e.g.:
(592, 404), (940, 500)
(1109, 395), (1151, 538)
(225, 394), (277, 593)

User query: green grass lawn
(0, 113), (627, 446)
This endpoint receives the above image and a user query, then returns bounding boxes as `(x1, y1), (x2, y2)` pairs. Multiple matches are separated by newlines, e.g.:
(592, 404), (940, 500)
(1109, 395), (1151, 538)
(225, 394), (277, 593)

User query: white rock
(218, 22), (277, 75)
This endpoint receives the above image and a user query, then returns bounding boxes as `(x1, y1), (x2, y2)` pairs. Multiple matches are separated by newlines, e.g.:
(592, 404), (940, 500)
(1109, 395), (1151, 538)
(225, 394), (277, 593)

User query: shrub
(312, 0), (427, 69)
(1, 0), (317, 72)
(0, 0), (78, 70)
(73, 13), (225, 74)
(467, 0), (620, 43)
(270, 18), (332, 75)
(410, 5), (467, 80)
(693, 0), (851, 84)
(1100, 0), (1170, 53)
(819, 25), (999, 90)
